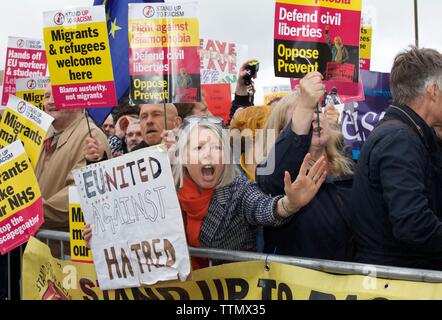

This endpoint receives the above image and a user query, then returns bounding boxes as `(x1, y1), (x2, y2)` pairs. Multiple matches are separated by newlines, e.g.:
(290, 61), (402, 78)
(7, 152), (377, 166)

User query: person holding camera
(227, 60), (260, 125)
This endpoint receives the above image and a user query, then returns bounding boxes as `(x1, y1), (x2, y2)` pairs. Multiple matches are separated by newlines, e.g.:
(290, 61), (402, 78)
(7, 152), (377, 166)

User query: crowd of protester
(2, 46), (442, 299)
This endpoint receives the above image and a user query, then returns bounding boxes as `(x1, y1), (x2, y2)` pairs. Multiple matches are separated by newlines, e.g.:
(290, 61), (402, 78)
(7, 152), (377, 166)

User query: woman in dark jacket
(256, 72), (354, 261)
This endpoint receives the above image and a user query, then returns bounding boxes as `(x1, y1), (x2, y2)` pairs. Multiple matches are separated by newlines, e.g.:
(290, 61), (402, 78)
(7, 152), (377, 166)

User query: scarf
(178, 174), (215, 270)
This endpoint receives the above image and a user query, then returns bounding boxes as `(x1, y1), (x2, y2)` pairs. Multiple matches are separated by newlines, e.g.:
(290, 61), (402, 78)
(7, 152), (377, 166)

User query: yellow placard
(68, 187), (93, 263)
(15, 90), (45, 111)
(22, 237), (442, 300)
(15, 77), (51, 111)
(43, 22), (114, 85)
(0, 96), (53, 168)
(129, 18), (200, 49)
(360, 24), (373, 60)
(0, 152), (41, 223)
(277, 0), (362, 11)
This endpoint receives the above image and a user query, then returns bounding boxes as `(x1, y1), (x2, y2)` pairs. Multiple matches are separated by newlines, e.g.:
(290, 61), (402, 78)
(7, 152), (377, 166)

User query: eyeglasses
(182, 115), (224, 129)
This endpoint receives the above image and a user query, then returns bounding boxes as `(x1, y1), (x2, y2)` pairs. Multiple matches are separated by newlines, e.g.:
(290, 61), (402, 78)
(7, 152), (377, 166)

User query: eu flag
(90, 0), (164, 125)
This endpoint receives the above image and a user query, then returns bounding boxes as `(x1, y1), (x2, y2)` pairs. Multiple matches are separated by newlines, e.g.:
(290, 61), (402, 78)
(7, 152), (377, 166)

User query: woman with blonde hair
(85, 116), (328, 271)
(170, 117), (327, 269)
(229, 105), (272, 181)
(256, 72), (354, 261)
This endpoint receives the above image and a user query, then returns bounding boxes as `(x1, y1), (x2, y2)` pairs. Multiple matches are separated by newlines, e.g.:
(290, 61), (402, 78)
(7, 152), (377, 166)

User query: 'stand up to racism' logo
(17, 101), (27, 114)
(143, 6), (155, 18)
(16, 39), (25, 48)
(27, 79), (37, 90)
(54, 12), (65, 25)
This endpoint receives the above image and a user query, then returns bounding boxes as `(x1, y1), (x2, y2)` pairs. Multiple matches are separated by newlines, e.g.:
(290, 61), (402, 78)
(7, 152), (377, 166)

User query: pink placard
(1, 37), (47, 106)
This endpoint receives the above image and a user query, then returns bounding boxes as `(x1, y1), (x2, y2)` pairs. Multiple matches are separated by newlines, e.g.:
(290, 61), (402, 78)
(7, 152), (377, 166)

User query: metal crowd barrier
(5, 229), (442, 300)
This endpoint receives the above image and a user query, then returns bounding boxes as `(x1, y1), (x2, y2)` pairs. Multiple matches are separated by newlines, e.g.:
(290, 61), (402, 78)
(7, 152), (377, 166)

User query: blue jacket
(350, 104), (442, 269)
(256, 123), (353, 261)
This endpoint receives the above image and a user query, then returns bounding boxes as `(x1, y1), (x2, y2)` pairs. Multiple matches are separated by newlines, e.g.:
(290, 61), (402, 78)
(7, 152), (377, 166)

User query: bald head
(139, 103), (182, 146)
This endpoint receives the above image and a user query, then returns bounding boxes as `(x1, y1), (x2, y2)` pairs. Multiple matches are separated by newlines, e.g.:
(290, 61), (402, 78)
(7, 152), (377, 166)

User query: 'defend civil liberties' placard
(1, 37), (47, 107)
(274, 0), (362, 98)
(129, 2), (201, 104)
(43, 6), (117, 109)
(0, 140), (43, 255)
(73, 146), (190, 290)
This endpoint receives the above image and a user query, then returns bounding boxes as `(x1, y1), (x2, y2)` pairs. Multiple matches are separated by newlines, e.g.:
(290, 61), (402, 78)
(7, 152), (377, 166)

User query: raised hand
(83, 136), (105, 162)
(325, 104), (341, 127)
(298, 72), (325, 111)
(279, 154), (327, 217)
(83, 224), (92, 248)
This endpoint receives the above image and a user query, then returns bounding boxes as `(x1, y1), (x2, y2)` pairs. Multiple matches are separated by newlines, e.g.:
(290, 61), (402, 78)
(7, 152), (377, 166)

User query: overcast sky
(0, 0), (440, 103)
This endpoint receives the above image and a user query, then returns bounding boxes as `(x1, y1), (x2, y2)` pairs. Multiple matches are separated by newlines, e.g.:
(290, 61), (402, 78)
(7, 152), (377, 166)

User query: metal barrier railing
(5, 229), (442, 300)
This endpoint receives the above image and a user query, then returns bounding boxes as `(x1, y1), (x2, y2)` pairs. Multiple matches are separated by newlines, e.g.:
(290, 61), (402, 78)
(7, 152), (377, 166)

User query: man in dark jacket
(350, 47), (442, 270)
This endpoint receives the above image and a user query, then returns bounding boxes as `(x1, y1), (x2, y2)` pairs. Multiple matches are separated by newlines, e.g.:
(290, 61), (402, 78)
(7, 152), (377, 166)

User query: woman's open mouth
(201, 165), (215, 177)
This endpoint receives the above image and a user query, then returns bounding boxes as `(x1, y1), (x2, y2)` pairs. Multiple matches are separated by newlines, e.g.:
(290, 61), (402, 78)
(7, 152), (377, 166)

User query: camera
(243, 60), (260, 86)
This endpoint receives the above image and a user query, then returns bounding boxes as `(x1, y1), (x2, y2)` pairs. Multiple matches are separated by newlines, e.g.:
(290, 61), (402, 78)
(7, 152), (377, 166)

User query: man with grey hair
(350, 47), (442, 269)
(132, 103), (182, 151)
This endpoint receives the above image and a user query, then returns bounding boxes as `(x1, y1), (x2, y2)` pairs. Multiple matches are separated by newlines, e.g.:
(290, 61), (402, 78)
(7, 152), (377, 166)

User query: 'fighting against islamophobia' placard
(129, 2), (201, 104)
(73, 146), (190, 290)
(0, 140), (43, 255)
(43, 6), (117, 109)
(274, 0), (362, 98)
(1, 37), (47, 107)
(0, 95), (54, 168)
(15, 77), (51, 111)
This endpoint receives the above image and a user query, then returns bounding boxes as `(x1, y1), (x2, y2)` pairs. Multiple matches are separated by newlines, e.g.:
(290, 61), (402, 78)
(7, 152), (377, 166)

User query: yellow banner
(129, 18), (200, 49)
(22, 237), (442, 300)
(277, 0), (362, 11)
(68, 187), (93, 263)
(43, 22), (114, 85)
(0, 95), (53, 168)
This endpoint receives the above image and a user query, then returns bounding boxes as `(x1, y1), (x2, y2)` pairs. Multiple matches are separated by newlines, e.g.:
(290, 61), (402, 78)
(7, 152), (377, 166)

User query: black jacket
(131, 140), (149, 152)
(256, 123), (353, 261)
(350, 104), (442, 269)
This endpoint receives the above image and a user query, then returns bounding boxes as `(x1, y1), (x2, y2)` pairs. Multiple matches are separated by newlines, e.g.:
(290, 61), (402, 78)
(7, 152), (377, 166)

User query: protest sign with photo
(69, 187), (93, 264)
(129, 2), (201, 104)
(0, 95), (54, 168)
(15, 77), (51, 111)
(0, 141), (43, 255)
(43, 6), (117, 109)
(274, 0), (362, 99)
(1, 37), (47, 107)
(200, 38), (248, 92)
(72, 146), (190, 290)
